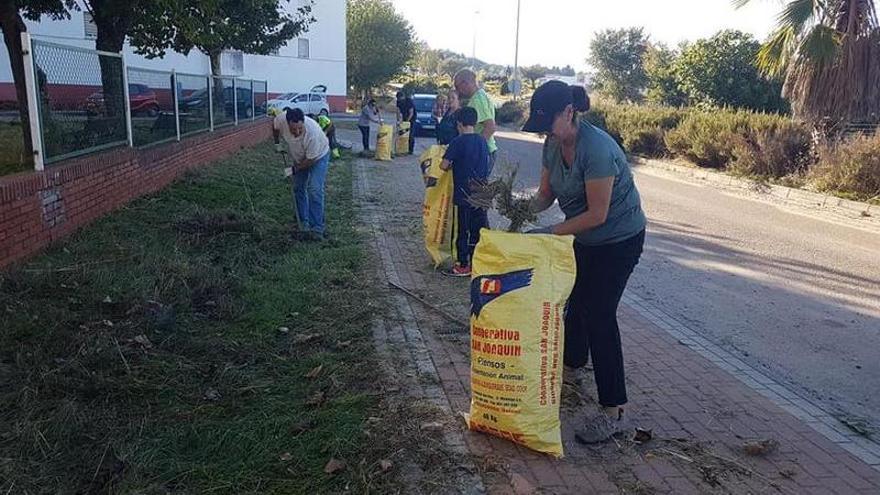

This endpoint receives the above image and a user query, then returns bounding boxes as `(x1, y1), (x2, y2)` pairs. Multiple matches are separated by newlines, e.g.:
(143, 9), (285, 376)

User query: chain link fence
(31, 39), (128, 163)
(23, 36), (269, 168)
(127, 67), (176, 147)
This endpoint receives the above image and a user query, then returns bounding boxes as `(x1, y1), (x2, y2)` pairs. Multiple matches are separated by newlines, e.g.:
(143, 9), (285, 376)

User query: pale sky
(390, 0), (781, 71)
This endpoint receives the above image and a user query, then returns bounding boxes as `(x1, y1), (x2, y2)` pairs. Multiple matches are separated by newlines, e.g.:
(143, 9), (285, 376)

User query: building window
(297, 38), (310, 59)
(83, 12), (98, 39)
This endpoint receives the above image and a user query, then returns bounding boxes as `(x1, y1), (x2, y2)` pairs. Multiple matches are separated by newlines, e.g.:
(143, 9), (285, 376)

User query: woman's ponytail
(570, 85), (590, 112)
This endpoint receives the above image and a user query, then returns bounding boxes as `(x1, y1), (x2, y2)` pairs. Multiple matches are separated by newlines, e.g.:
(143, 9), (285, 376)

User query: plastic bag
(420, 145), (455, 268)
(466, 229), (576, 457)
(376, 124), (393, 161)
(396, 121), (411, 155)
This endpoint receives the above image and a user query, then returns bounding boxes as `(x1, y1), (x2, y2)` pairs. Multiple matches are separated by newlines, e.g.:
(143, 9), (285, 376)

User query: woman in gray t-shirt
(522, 81), (647, 444)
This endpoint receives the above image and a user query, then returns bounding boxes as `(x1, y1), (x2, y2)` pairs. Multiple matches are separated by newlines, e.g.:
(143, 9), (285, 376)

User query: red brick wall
(0, 119), (272, 269)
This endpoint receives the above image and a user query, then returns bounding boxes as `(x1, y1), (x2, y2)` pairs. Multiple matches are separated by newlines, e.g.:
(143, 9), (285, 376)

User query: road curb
(634, 157), (875, 219)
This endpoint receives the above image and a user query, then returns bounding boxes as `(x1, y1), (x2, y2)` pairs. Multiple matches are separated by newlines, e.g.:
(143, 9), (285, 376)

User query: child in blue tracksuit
(440, 107), (490, 277)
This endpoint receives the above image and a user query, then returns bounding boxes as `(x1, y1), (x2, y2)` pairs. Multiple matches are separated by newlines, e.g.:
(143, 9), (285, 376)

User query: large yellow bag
(420, 145), (454, 268)
(466, 230), (576, 457)
(396, 121), (411, 154)
(376, 124), (393, 161)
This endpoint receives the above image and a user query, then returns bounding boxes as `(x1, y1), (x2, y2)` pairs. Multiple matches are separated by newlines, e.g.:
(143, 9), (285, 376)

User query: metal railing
(22, 34), (269, 170)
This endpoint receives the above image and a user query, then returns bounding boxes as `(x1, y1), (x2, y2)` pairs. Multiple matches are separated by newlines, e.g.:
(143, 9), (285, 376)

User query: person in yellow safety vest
(310, 114), (341, 159)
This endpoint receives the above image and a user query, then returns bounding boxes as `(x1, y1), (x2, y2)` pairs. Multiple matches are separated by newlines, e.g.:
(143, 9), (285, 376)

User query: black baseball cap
(522, 80), (577, 133)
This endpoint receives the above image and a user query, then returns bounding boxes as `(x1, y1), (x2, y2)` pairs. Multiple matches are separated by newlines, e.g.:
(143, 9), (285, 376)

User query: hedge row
(586, 102), (877, 202)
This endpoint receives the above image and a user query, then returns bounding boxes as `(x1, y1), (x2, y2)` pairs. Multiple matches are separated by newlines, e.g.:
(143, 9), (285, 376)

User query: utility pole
(472, 10), (479, 66)
(513, 0), (521, 101)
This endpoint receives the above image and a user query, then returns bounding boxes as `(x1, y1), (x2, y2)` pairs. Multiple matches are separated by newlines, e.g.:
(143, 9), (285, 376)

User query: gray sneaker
(575, 409), (630, 445)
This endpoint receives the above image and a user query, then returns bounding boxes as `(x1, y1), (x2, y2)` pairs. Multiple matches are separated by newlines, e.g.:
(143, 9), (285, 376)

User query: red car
(86, 83), (160, 116)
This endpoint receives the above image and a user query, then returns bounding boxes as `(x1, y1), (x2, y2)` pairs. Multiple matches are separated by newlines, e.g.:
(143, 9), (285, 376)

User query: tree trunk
(94, 22), (127, 121)
(209, 50), (224, 118)
(91, 0), (134, 128)
(0, 5), (34, 165)
(210, 51), (222, 77)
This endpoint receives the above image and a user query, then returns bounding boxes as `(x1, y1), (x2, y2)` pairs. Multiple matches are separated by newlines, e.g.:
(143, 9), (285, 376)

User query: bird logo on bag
(470, 269), (534, 317)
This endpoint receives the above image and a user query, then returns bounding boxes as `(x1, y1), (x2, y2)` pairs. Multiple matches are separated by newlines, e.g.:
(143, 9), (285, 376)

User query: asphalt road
(490, 130), (880, 436)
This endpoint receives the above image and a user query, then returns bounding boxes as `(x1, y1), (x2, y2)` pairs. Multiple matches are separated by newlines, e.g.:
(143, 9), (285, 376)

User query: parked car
(266, 85), (330, 116)
(177, 86), (254, 119)
(412, 93), (437, 136)
(178, 88), (208, 114)
(86, 83), (160, 117)
(223, 86), (254, 119)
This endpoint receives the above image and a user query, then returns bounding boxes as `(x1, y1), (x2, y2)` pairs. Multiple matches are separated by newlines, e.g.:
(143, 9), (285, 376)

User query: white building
(0, 0), (347, 112)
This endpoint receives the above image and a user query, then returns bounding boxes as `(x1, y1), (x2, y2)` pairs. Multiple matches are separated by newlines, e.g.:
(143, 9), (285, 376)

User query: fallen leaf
(420, 421), (443, 432)
(324, 458), (346, 475)
(133, 335), (153, 349)
(743, 439), (778, 456)
(633, 428), (653, 444)
(305, 364), (323, 379)
(279, 452), (293, 462)
(277, 326), (290, 334)
(510, 472), (536, 494)
(203, 388), (221, 401)
(102, 296), (113, 303)
(306, 391), (325, 407)
(379, 459), (393, 472)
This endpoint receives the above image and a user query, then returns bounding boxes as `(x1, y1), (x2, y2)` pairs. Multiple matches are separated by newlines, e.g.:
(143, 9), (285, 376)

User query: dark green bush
(810, 134), (880, 203)
(496, 100), (527, 126)
(601, 104), (686, 156)
(583, 108), (609, 132)
(664, 109), (796, 168)
(729, 122), (812, 178)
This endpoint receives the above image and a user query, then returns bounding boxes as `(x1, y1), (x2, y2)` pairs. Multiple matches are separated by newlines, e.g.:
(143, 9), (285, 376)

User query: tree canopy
(643, 43), (687, 107)
(589, 27), (649, 103)
(735, 0), (880, 123)
(674, 30), (788, 113)
(347, 0), (415, 93)
(129, 0), (314, 75)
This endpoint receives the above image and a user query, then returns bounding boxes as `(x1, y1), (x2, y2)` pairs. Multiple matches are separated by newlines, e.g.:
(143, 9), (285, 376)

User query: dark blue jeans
(453, 204), (488, 267)
(564, 229), (645, 407)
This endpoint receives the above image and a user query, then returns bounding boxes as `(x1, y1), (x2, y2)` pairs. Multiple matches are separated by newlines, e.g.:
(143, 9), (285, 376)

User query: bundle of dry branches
(466, 167), (536, 233)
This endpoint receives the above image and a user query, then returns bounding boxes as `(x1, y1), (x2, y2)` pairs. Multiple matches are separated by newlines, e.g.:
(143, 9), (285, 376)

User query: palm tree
(735, 0), (879, 124)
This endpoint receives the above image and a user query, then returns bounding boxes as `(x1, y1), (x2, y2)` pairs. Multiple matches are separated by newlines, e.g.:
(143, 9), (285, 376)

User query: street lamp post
(472, 10), (479, 66)
(513, 0), (521, 100)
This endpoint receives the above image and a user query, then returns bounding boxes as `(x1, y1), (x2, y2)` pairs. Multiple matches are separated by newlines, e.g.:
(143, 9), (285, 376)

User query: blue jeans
(292, 152), (330, 234)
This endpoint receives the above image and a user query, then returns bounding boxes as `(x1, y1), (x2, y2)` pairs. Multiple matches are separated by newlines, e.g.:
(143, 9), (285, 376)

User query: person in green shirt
(454, 69), (498, 174)
(310, 113), (340, 159)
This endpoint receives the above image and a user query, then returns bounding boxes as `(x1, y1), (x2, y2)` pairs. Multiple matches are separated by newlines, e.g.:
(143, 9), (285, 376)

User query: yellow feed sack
(420, 145), (454, 268)
(466, 230), (576, 457)
(376, 124), (393, 161)
(396, 121), (411, 154)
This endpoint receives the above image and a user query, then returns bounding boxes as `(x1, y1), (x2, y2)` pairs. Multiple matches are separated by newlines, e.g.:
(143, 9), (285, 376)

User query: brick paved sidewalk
(347, 134), (880, 495)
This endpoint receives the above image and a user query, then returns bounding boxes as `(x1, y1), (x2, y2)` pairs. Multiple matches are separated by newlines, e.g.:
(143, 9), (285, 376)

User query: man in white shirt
(273, 108), (331, 240)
